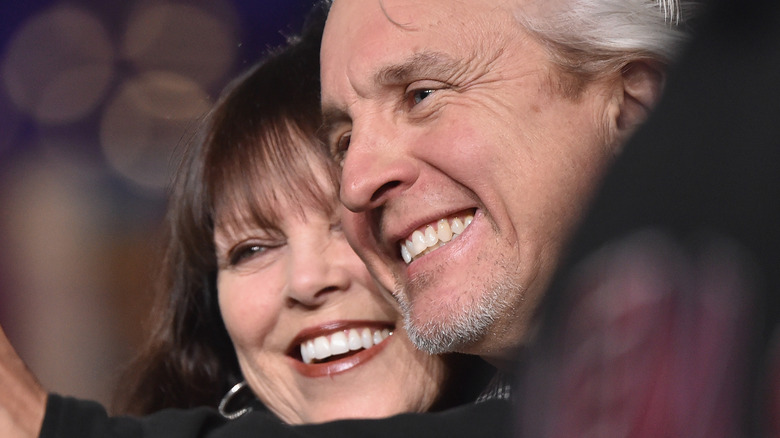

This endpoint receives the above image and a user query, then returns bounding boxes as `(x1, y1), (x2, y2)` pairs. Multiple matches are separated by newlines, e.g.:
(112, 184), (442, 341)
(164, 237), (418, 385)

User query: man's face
(321, 0), (623, 361)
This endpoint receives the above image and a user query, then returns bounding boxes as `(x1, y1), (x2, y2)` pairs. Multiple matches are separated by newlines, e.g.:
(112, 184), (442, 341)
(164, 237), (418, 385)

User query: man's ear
(615, 60), (665, 134)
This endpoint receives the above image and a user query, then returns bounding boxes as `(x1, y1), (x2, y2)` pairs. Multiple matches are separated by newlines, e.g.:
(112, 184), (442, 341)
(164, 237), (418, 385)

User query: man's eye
(338, 132), (351, 152)
(412, 89), (435, 105)
(332, 132), (351, 164)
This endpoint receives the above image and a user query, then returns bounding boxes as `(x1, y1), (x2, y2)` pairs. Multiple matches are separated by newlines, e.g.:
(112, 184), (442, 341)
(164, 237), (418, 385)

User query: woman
(112, 4), (486, 424)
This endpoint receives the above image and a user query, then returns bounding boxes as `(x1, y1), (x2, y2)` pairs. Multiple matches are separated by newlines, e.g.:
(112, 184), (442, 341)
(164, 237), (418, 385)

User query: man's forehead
(321, 0), (523, 110)
(322, 0), (524, 65)
(324, 0), (476, 46)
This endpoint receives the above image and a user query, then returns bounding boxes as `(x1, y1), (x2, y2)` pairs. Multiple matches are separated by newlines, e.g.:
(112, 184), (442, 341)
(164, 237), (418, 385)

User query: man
(319, 0), (689, 364)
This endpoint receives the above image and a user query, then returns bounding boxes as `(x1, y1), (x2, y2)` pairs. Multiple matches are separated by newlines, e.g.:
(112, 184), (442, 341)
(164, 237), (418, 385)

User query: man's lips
(398, 209), (476, 264)
(287, 321), (394, 377)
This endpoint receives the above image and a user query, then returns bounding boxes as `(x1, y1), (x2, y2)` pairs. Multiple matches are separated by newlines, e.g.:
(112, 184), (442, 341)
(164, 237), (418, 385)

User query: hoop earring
(218, 381), (253, 420)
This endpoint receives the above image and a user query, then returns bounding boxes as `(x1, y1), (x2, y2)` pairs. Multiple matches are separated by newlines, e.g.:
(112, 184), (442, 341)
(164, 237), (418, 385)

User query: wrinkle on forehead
(321, 0), (529, 111)
(374, 51), (461, 86)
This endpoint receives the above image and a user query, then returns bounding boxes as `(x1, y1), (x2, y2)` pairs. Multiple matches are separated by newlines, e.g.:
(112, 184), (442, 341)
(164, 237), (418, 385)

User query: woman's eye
(412, 88), (435, 105)
(228, 243), (269, 266)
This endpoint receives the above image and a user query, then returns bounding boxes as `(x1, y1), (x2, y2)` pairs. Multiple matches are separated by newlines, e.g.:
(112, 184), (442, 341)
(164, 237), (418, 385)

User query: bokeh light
(0, 154), (120, 403)
(1, 5), (114, 124)
(100, 71), (211, 192)
(122, 0), (238, 88)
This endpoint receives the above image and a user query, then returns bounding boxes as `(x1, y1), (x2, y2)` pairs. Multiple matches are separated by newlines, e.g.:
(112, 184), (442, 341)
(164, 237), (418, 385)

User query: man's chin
(404, 319), (478, 355)
(401, 272), (520, 356)
(401, 300), (500, 355)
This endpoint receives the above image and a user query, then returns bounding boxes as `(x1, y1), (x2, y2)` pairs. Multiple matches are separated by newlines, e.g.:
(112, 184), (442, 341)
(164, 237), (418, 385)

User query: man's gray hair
(516, 0), (698, 89)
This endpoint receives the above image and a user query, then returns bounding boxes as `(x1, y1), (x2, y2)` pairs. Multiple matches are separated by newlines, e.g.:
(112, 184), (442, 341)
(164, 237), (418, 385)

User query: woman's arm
(0, 325), (47, 438)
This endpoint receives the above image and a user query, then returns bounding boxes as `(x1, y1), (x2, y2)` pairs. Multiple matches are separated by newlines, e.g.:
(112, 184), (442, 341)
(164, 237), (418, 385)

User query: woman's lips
(300, 326), (392, 364)
(288, 321), (394, 378)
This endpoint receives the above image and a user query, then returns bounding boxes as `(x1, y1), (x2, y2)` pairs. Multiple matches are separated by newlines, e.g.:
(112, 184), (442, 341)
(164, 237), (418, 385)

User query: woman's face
(214, 165), (447, 424)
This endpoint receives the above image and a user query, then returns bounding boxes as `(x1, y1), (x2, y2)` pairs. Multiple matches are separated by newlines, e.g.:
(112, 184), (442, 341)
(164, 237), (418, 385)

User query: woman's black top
(40, 393), (511, 438)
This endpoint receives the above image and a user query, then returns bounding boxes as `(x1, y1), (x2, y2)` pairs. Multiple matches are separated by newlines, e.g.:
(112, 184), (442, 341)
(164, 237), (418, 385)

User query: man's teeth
(300, 328), (392, 365)
(400, 214), (474, 264)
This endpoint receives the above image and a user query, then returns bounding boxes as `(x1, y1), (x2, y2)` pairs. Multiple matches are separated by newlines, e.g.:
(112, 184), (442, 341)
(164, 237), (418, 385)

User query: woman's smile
(288, 320), (394, 377)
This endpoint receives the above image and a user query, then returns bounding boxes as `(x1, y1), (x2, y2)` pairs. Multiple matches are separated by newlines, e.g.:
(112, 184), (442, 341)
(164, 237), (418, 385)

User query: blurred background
(0, 0), (316, 408)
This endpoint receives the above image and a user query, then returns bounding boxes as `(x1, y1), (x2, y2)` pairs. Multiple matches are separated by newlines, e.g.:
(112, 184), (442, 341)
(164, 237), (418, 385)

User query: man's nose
(338, 123), (418, 212)
(285, 237), (350, 307)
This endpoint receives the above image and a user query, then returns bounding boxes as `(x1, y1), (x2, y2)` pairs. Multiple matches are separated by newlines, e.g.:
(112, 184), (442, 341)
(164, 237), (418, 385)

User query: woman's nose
(285, 236), (351, 307)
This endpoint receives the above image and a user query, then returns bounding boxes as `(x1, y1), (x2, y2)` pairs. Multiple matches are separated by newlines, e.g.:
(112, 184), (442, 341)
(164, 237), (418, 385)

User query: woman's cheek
(217, 272), (277, 347)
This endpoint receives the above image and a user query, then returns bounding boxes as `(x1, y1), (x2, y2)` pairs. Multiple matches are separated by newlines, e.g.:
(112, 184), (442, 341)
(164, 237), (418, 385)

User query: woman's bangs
(211, 124), (337, 238)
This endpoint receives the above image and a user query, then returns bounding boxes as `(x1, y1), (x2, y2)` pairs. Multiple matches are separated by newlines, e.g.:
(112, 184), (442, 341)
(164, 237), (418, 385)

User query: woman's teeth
(300, 328), (392, 365)
(400, 214), (474, 264)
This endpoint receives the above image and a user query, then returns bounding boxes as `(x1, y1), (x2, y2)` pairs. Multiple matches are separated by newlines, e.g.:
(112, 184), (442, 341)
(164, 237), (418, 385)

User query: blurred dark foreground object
(520, 231), (758, 437)
(516, 0), (780, 435)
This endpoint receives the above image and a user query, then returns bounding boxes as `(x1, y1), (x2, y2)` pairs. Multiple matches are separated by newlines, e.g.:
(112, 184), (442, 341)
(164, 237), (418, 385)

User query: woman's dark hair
(114, 4), (331, 415)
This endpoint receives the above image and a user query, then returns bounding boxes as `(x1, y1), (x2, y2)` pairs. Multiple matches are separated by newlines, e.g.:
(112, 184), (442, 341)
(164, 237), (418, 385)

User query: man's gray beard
(396, 271), (516, 355)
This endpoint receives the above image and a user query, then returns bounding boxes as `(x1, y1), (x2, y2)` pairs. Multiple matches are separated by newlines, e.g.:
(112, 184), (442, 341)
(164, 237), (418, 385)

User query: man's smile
(399, 210), (476, 264)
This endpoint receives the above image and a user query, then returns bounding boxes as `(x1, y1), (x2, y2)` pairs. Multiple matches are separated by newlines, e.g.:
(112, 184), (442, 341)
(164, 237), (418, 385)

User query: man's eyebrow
(319, 52), (459, 137)
(374, 51), (461, 85)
